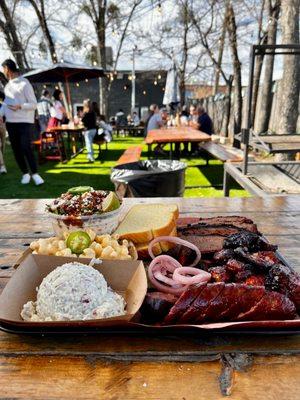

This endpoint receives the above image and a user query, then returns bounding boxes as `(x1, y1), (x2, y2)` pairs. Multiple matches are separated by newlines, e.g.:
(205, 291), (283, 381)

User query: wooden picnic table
(48, 125), (85, 160)
(145, 127), (211, 158)
(0, 196), (300, 399)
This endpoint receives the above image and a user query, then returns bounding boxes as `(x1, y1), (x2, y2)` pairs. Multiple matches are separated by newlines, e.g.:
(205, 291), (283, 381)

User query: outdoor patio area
(0, 136), (248, 199)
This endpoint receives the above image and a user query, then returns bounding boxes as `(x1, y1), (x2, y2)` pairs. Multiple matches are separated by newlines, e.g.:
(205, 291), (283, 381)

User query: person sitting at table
(81, 98), (97, 163)
(47, 89), (66, 130)
(189, 105), (213, 156)
(145, 104), (165, 155)
(98, 114), (113, 143)
(132, 111), (140, 127)
(115, 109), (127, 127)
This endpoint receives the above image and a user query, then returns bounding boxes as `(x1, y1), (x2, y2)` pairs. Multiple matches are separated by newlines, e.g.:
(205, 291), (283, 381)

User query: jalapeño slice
(66, 231), (91, 254)
(68, 186), (93, 195)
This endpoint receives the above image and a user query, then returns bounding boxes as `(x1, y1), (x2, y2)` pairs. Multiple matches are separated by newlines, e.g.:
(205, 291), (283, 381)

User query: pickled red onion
(173, 267), (211, 285)
(148, 236), (201, 267)
(148, 255), (188, 295)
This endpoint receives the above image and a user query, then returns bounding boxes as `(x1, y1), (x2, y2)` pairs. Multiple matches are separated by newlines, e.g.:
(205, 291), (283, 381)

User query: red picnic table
(145, 127), (211, 158)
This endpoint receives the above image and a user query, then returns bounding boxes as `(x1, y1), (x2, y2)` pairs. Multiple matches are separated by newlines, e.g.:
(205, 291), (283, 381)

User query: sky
(0, 0), (284, 86)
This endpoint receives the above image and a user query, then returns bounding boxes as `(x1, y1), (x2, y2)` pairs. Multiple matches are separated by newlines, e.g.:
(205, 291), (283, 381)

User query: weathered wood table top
(145, 127), (211, 144)
(0, 196), (300, 399)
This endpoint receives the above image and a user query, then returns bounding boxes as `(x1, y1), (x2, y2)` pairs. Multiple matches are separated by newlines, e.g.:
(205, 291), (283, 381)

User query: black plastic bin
(111, 159), (186, 198)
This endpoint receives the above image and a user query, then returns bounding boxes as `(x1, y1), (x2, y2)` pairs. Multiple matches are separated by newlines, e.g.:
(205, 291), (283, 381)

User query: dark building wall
(33, 70), (167, 118)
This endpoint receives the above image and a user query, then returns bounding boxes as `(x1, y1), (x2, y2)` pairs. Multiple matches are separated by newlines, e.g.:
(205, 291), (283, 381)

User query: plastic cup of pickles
(47, 186), (123, 238)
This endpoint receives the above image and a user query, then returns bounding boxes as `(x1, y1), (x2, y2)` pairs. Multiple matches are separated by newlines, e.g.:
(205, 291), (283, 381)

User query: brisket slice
(198, 216), (254, 225)
(164, 284), (206, 325)
(236, 291), (297, 321)
(179, 283), (225, 324)
(218, 285), (265, 321)
(178, 225), (256, 236)
(178, 234), (225, 254)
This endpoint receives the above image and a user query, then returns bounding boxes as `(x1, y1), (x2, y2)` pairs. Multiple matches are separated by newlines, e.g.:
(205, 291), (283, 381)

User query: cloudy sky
(0, 0), (284, 85)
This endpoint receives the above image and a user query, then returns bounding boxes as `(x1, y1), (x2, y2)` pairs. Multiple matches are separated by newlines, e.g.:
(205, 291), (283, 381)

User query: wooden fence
(198, 80), (300, 138)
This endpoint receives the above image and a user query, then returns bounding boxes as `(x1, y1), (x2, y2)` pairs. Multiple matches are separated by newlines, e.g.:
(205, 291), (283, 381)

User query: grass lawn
(0, 136), (249, 199)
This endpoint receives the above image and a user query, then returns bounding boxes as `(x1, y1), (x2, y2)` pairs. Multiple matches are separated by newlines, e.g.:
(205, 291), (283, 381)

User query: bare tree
(0, 0), (29, 70)
(254, 0), (281, 133)
(276, 0), (299, 160)
(227, 2), (242, 138)
(25, 0), (57, 63)
(277, 0), (299, 135)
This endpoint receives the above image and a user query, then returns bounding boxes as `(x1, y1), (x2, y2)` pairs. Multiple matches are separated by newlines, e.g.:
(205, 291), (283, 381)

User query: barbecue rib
(163, 283), (296, 324)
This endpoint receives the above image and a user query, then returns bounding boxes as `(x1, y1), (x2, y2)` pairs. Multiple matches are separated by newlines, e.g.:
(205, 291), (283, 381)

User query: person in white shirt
(47, 89), (66, 129)
(0, 59), (44, 185)
(146, 104), (163, 133)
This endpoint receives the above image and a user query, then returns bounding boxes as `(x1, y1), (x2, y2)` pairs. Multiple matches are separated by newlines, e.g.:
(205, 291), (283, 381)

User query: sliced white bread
(135, 226), (178, 258)
(115, 204), (179, 244)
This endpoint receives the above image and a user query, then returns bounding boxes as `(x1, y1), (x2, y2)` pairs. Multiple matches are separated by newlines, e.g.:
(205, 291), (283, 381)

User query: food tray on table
(1, 216), (300, 335)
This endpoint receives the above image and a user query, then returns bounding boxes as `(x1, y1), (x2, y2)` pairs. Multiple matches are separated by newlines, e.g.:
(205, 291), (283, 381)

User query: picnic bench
(224, 161), (300, 197)
(0, 197), (300, 399)
(199, 141), (243, 165)
(116, 145), (143, 165)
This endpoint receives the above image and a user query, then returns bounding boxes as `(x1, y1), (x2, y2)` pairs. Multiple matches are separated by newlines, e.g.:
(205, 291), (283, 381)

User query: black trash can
(111, 159), (186, 198)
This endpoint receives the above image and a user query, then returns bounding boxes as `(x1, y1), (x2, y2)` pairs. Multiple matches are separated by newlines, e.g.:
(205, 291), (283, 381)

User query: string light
(158, 74), (161, 80)
(143, 90), (147, 95)
(93, 61), (97, 66)
(55, 85), (59, 89)
(124, 85), (127, 90)
(154, 80), (157, 85)
(85, 79), (89, 83)
(60, 58), (64, 62)
(76, 83), (80, 87)
(128, 75), (132, 81)
(43, 84), (47, 89)
(162, 88), (165, 91)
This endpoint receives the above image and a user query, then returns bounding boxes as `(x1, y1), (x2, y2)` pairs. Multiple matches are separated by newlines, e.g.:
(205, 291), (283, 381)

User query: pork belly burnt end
(224, 232), (278, 252)
(209, 266), (231, 282)
(233, 248), (279, 270)
(266, 264), (300, 310)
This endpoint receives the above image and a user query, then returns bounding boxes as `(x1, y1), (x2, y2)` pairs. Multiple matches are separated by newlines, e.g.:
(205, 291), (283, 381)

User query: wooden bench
(199, 141), (243, 164)
(116, 145), (143, 165)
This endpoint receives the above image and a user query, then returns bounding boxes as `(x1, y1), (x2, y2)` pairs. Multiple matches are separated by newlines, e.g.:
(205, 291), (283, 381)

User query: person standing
(0, 59), (44, 185)
(47, 89), (66, 129)
(0, 89), (7, 174)
(37, 89), (51, 132)
(81, 98), (97, 162)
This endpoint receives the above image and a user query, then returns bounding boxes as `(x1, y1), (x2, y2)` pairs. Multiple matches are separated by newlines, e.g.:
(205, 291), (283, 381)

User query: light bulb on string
(93, 61), (97, 66)
(76, 83), (80, 87)
(128, 75), (132, 81)
(143, 90), (146, 95)
(158, 74), (161, 80)
(85, 79), (89, 83)
(154, 80), (157, 85)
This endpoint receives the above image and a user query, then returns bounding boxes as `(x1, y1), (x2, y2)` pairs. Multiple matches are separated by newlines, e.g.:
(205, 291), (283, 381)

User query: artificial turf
(0, 136), (248, 199)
